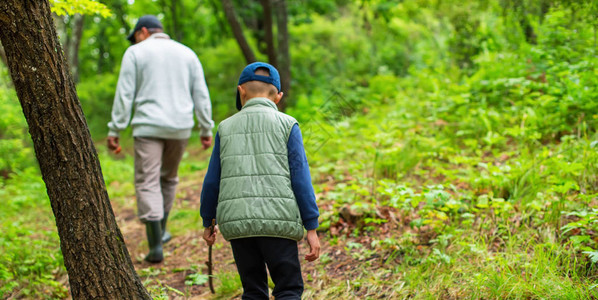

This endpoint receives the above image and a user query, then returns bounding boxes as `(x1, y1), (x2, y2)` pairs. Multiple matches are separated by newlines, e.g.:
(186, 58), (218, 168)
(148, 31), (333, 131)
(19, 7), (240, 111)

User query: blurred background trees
(27, 0), (593, 132)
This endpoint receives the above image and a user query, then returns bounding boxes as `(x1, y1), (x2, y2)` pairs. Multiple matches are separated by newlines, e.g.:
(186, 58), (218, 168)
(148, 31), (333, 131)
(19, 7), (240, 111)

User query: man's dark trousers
(230, 237), (304, 299)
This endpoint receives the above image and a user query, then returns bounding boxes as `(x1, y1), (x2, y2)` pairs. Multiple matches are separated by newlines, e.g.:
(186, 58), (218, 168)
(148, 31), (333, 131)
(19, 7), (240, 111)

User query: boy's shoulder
(217, 109), (298, 135)
(216, 112), (244, 130)
(221, 109), (297, 123)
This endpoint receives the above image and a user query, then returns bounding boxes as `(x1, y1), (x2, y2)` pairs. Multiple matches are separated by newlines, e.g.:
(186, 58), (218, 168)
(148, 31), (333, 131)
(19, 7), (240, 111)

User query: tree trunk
(107, 0), (131, 34)
(521, 17), (537, 44)
(0, 41), (7, 66)
(260, 0), (277, 66)
(207, 0), (229, 46)
(52, 13), (84, 83)
(538, 0), (551, 24)
(221, 0), (256, 63)
(516, 1), (536, 44)
(274, 0), (291, 111)
(70, 14), (85, 83)
(55, 14), (71, 62)
(0, 1), (151, 299)
(97, 23), (109, 74)
(170, 0), (184, 42)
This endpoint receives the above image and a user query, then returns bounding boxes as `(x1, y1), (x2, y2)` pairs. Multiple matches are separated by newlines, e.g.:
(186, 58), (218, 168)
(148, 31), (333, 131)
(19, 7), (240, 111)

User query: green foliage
(0, 88), (35, 177)
(50, 0), (112, 17)
(215, 271), (242, 297)
(185, 272), (209, 286)
(144, 279), (184, 299)
(77, 73), (119, 136)
(0, 165), (65, 298)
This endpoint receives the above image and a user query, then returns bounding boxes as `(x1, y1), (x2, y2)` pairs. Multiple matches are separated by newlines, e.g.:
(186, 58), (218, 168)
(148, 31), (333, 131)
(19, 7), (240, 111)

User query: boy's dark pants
(230, 237), (303, 300)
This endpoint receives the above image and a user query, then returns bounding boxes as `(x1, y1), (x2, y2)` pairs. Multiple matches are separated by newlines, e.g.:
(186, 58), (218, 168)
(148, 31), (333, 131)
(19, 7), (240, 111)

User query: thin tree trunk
(221, 0), (256, 63)
(71, 14), (85, 83)
(538, 0), (550, 24)
(208, 0), (229, 46)
(594, 25), (597, 52)
(521, 18), (537, 44)
(97, 24), (109, 74)
(110, 0), (131, 34)
(171, 0), (183, 42)
(0, 1), (151, 299)
(158, 0), (174, 38)
(511, 0), (536, 44)
(260, 0), (277, 66)
(55, 14), (71, 62)
(0, 41), (7, 66)
(274, 0), (291, 111)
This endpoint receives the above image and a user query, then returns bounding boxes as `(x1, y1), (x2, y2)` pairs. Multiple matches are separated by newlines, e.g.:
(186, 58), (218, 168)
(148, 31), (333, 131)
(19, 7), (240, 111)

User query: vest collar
(242, 97), (279, 111)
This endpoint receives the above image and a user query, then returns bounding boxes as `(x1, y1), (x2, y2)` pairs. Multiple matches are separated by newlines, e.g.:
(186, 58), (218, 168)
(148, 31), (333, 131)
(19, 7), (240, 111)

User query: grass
(286, 60), (598, 297)
(214, 271), (243, 298)
(4, 116), (596, 299)
(0, 168), (67, 298)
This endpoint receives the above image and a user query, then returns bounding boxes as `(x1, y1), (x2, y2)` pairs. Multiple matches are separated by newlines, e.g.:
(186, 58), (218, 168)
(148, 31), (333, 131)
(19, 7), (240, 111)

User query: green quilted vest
(216, 97), (304, 241)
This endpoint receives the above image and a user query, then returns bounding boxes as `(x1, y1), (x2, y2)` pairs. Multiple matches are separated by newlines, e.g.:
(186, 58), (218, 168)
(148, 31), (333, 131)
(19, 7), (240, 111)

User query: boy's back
(217, 97), (304, 241)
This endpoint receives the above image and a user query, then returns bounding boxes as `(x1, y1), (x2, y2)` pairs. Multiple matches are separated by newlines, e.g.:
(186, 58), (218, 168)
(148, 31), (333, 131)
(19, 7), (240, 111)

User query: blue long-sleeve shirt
(200, 124), (319, 230)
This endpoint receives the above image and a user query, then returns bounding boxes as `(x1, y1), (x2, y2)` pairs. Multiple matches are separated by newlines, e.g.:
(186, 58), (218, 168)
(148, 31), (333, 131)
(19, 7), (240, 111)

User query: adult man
(107, 15), (214, 263)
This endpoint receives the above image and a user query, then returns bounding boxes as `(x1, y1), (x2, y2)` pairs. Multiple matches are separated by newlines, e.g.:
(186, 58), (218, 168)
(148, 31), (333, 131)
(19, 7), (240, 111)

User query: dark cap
(127, 15), (163, 44)
(236, 62), (281, 110)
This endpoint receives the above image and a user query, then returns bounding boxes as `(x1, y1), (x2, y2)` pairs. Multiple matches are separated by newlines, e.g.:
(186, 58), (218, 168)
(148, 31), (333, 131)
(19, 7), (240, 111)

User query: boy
(200, 62), (320, 299)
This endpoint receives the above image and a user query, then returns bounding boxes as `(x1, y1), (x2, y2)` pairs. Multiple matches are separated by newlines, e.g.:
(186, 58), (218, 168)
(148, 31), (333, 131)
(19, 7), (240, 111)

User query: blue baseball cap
(236, 62), (281, 110)
(127, 15), (163, 44)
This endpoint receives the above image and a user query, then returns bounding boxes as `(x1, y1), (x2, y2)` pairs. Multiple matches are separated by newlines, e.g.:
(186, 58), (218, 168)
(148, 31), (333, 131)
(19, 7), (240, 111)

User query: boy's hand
(305, 230), (320, 262)
(203, 226), (218, 246)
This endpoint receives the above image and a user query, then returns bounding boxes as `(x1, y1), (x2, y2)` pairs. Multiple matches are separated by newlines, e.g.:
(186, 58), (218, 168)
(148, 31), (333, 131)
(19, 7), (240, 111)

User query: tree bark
(0, 1), (151, 299)
(221, 0), (257, 63)
(274, 0), (291, 111)
(260, 0), (277, 66)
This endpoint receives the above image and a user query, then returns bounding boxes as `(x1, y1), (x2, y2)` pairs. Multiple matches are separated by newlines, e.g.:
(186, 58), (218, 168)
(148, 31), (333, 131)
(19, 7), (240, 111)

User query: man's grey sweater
(108, 33), (214, 139)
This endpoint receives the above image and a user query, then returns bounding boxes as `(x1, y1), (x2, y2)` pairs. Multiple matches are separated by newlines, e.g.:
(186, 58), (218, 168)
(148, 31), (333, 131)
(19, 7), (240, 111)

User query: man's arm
(190, 58), (214, 139)
(200, 132), (221, 229)
(107, 49), (137, 138)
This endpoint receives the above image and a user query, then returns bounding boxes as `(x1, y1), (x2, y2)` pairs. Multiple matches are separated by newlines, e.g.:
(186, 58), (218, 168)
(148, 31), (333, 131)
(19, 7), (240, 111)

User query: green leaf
(570, 235), (591, 247)
(583, 251), (598, 264)
(476, 195), (489, 209)
(185, 273), (209, 286)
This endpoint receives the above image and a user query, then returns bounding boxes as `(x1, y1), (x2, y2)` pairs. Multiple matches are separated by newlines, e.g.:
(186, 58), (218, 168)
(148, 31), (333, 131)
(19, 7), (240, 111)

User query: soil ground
(114, 173), (340, 299)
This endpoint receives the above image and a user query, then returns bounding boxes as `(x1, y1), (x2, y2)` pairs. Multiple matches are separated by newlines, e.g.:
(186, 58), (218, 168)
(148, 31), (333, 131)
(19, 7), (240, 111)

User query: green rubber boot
(161, 212), (172, 244)
(144, 221), (163, 263)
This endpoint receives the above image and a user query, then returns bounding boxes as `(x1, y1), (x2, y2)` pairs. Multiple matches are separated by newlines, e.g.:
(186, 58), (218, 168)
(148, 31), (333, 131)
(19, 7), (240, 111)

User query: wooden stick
(208, 219), (216, 294)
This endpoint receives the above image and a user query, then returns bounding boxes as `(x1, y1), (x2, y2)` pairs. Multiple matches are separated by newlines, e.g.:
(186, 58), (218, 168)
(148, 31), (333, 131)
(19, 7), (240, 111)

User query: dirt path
(109, 155), (402, 299)
(113, 176), (330, 299)
(113, 175), (233, 299)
